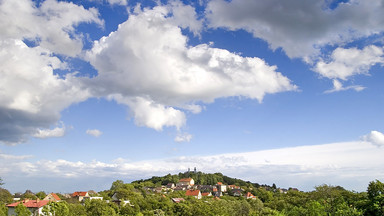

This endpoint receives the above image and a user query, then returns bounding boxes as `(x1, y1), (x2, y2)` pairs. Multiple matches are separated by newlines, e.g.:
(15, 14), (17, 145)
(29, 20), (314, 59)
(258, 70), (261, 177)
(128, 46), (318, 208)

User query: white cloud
(34, 126), (66, 139)
(361, 131), (384, 147)
(86, 129), (103, 137)
(324, 79), (365, 94)
(0, 39), (90, 145)
(174, 133), (193, 143)
(167, 0), (203, 36)
(88, 0), (128, 6)
(206, 0), (384, 59)
(106, 0), (127, 6)
(314, 46), (384, 80)
(0, 0), (103, 56)
(0, 0), (102, 144)
(86, 4), (296, 130)
(1, 141), (383, 192)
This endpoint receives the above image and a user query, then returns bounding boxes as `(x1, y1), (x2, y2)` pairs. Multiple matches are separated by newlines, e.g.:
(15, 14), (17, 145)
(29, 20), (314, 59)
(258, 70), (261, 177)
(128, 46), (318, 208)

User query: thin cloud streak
(1, 141), (382, 192)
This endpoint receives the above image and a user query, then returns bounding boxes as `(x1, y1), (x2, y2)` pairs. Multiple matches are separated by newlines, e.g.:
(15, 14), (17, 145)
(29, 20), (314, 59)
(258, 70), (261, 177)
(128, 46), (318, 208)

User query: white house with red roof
(245, 192), (257, 200)
(176, 178), (194, 188)
(7, 199), (49, 216)
(217, 182), (227, 192)
(43, 193), (61, 202)
(185, 189), (202, 199)
(71, 191), (90, 201)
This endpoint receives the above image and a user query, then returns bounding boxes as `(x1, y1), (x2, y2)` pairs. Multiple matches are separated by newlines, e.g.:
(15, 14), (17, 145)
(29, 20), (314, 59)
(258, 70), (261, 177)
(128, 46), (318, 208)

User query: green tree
(0, 204), (8, 216)
(0, 188), (13, 204)
(84, 199), (117, 216)
(366, 180), (384, 216)
(110, 180), (125, 192)
(67, 203), (86, 216)
(21, 190), (37, 200)
(15, 203), (30, 216)
(36, 191), (47, 200)
(42, 201), (69, 216)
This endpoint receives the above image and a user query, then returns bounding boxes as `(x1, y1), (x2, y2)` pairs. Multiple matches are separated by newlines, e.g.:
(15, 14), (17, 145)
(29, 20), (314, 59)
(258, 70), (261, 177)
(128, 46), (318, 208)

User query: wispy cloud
(33, 123), (67, 139)
(86, 129), (103, 137)
(174, 133), (193, 143)
(1, 140), (383, 192)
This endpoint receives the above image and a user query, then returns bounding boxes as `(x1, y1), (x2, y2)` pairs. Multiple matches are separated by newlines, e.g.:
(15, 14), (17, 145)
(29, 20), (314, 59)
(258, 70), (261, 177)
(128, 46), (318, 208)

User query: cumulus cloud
(86, 129), (103, 137)
(0, 0), (102, 144)
(1, 141), (383, 192)
(0, 0), (103, 56)
(206, 0), (384, 59)
(86, 4), (296, 130)
(361, 131), (384, 147)
(314, 46), (384, 80)
(166, 0), (203, 36)
(174, 133), (193, 142)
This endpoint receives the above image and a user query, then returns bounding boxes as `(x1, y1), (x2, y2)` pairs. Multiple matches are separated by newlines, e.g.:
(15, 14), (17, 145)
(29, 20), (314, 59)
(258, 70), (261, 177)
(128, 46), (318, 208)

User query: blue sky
(1, 0), (384, 193)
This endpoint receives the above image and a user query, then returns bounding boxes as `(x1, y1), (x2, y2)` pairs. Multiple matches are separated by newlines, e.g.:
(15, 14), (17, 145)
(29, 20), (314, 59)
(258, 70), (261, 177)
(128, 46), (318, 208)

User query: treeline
(0, 174), (384, 215)
(132, 172), (264, 189)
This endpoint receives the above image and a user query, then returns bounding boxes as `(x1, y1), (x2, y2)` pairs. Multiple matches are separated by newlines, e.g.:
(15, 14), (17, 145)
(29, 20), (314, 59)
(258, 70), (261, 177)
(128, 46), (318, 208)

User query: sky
(1, 0), (384, 193)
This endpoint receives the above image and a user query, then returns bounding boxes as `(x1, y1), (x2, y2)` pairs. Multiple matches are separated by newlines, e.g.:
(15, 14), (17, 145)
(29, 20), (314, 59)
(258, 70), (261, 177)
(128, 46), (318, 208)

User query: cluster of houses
(5, 191), (105, 216)
(4, 177), (269, 215)
(145, 177), (258, 201)
(6, 193), (61, 215)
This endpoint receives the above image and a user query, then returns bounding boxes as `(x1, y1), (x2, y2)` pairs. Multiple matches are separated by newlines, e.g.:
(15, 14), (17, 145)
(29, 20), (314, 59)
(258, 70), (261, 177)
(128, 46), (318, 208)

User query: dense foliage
(1, 173), (384, 215)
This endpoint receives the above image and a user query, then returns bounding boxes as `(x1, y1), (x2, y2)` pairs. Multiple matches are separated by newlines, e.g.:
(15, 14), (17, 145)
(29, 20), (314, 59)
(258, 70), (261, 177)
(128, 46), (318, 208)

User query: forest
(0, 173), (383, 216)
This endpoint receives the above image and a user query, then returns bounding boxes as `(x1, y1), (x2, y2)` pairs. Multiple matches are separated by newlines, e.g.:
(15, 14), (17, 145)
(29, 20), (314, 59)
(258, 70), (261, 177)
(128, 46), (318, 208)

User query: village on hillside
(1, 171), (378, 215)
(2, 169), (299, 216)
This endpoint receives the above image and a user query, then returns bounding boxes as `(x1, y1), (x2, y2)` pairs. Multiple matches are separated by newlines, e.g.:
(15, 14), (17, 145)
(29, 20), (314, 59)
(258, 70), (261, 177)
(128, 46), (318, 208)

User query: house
(201, 192), (212, 197)
(71, 191), (90, 201)
(228, 185), (241, 190)
(166, 183), (175, 189)
(7, 199), (49, 216)
(185, 190), (202, 199)
(43, 193), (61, 202)
(154, 186), (165, 193)
(171, 198), (185, 203)
(245, 192), (257, 200)
(89, 197), (103, 200)
(231, 189), (243, 197)
(176, 178), (194, 187)
(174, 185), (189, 191)
(217, 182), (227, 192)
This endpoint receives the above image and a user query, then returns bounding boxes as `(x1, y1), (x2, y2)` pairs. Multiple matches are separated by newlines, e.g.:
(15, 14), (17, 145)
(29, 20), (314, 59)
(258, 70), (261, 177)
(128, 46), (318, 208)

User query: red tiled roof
(72, 191), (88, 197)
(7, 200), (49, 208)
(186, 190), (200, 196)
(201, 192), (211, 196)
(50, 193), (61, 201)
(217, 182), (222, 185)
(179, 178), (192, 182)
(172, 198), (185, 203)
(246, 192), (255, 198)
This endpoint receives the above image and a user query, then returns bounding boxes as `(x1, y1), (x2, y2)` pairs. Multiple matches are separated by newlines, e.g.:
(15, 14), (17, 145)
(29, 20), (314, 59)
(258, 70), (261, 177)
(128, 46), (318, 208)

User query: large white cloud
(0, 0), (102, 144)
(206, 0), (384, 60)
(86, 4), (297, 130)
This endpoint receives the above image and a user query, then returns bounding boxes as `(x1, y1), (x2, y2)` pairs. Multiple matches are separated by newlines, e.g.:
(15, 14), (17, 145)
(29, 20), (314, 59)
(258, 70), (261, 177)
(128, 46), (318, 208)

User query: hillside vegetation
(1, 173), (383, 215)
